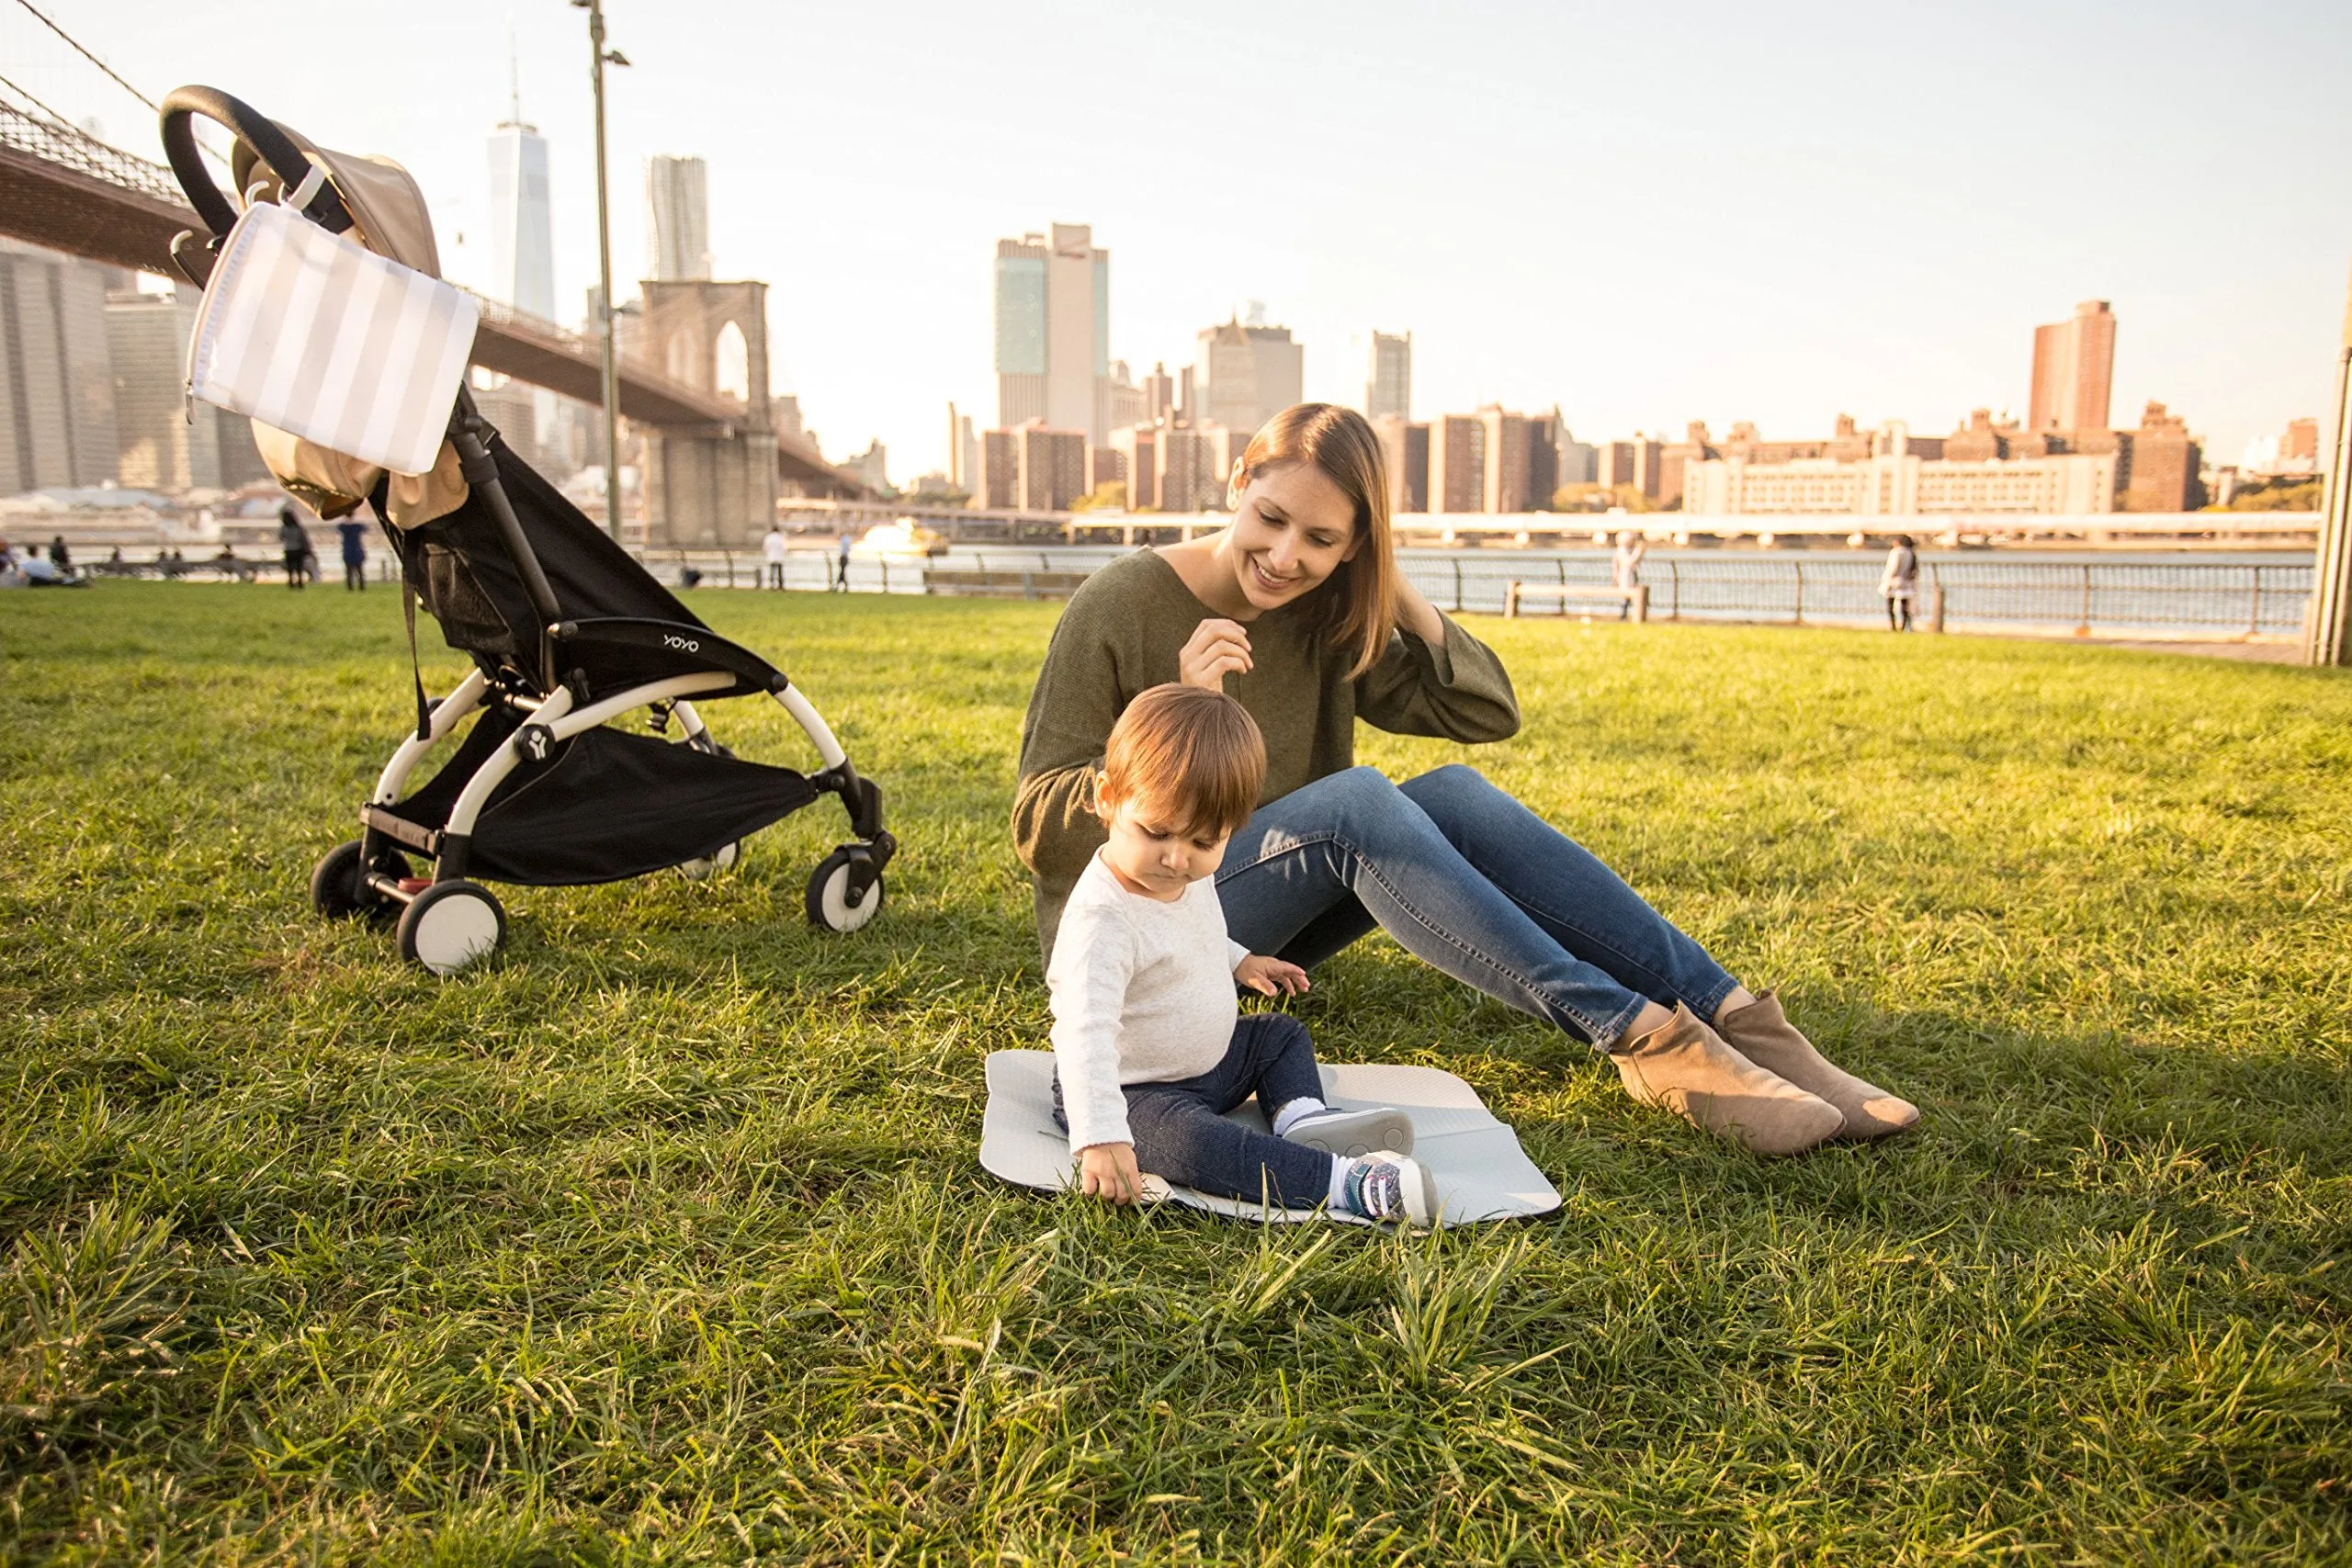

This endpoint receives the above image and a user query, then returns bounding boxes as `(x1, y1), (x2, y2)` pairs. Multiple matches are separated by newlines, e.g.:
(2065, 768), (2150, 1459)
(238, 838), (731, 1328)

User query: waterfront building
(1366, 330), (1410, 421)
(2119, 400), (2200, 513)
(993, 224), (1111, 441)
(1016, 422), (1086, 511)
(845, 439), (889, 495)
(1193, 311), (1303, 446)
(1088, 445), (1125, 494)
(0, 239), (117, 492)
(104, 281), (267, 493)
(1427, 413), (1485, 513)
(1372, 414), (1429, 513)
(1142, 362), (1177, 424)
(1557, 426), (1598, 487)
(945, 403), (977, 495)
(1103, 360), (1148, 434)
(646, 155), (712, 282)
(1111, 424), (1159, 509)
(2029, 299), (2116, 434)
(1596, 435), (1664, 501)
(976, 428), (1020, 510)
(1681, 421), (2117, 515)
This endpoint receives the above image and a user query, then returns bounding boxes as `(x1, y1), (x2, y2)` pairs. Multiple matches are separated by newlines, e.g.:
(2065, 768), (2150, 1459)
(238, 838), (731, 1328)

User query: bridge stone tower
(628, 278), (778, 547)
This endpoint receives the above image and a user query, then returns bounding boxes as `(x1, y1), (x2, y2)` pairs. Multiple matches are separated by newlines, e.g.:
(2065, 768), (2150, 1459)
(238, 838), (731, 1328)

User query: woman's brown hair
(1232, 403), (1398, 678)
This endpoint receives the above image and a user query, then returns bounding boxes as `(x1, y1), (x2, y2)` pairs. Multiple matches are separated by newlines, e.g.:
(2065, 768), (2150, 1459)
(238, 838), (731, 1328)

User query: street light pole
(575, 0), (629, 542)
(2308, 258), (2352, 667)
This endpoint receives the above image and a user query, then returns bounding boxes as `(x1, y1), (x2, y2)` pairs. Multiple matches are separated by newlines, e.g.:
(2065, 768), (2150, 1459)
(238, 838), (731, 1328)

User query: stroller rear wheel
(311, 839), (406, 923)
(397, 880), (507, 976)
(806, 846), (885, 932)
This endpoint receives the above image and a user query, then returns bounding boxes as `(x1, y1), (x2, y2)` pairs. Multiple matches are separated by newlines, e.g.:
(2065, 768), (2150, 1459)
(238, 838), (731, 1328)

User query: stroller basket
(159, 85), (895, 974)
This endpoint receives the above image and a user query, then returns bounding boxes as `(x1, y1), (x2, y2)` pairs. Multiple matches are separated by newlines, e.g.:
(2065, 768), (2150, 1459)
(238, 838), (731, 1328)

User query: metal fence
(97, 540), (2315, 640)
(1398, 555), (2314, 639)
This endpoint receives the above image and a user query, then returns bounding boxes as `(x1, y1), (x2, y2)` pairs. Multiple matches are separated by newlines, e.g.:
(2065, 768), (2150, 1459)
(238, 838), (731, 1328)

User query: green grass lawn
(3, 583), (2348, 1564)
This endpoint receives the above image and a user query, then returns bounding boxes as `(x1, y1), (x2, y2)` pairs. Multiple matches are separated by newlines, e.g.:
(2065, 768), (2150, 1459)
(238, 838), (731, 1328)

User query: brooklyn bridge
(0, 96), (876, 539)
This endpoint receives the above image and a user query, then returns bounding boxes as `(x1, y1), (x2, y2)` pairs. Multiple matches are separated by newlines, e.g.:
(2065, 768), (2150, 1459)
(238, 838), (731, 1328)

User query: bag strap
(401, 558), (430, 741)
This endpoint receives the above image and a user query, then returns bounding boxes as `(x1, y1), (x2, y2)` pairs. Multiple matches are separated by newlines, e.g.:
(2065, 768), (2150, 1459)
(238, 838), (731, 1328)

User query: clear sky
(9, 0), (2348, 479)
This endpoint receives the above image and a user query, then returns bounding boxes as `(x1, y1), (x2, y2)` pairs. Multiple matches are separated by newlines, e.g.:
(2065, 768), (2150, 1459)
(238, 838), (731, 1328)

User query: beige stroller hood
(229, 127), (469, 528)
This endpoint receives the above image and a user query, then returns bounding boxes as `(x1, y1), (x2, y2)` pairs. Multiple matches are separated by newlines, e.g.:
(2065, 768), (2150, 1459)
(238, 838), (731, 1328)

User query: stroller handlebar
(159, 85), (355, 270)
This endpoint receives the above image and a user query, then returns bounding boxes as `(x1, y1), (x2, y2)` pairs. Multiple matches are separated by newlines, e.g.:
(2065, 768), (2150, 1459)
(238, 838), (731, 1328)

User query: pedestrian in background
(49, 535), (72, 573)
(835, 529), (853, 592)
(277, 505), (311, 591)
(1881, 534), (1918, 631)
(336, 515), (369, 592)
(763, 522), (789, 590)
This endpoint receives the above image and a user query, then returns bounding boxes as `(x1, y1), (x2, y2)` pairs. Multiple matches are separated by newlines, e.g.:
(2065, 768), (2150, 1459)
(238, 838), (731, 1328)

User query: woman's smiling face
(1225, 459), (1361, 615)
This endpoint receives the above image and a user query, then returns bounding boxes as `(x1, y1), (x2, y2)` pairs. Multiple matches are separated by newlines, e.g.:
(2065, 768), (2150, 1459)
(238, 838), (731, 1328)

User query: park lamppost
(2308, 261), (2352, 667)
(571, 0), (629, 542)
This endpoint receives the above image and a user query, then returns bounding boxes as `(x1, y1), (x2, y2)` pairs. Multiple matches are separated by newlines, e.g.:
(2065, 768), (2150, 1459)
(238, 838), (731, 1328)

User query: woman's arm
(1353, 586), (1521, 742)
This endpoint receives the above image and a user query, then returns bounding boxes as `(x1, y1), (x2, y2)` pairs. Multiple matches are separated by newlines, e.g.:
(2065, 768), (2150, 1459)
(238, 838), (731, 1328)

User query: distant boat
(854, 519), (947, 558)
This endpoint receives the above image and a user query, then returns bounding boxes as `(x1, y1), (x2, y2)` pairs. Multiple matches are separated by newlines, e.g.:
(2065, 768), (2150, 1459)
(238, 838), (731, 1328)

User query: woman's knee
(1397, 762), (1493, 812)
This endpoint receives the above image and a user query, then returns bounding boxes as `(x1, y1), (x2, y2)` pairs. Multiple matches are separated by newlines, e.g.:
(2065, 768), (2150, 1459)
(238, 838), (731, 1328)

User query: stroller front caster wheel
(806, 847), (884, 932)
(397, 880), (507, 976)
(311, 839), (405, 922)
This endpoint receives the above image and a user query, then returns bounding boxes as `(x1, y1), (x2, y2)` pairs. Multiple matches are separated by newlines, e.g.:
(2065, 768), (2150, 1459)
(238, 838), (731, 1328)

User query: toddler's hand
(1235, 953), (1310, 997)
(1078, 1142), (1145, 1205)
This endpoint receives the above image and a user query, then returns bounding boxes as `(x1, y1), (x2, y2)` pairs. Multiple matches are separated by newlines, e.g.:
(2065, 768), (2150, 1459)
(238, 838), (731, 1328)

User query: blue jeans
(1215, 765), (1738, 1051)
(1054, 1013), (1333, 1206)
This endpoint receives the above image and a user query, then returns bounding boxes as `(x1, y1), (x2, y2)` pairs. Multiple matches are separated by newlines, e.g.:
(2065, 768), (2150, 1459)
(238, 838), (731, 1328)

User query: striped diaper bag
(187, 197), (478, 478)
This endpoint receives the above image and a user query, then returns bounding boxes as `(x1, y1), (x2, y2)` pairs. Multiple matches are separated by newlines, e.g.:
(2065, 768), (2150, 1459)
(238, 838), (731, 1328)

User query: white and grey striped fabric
(187, 200), (477, 478)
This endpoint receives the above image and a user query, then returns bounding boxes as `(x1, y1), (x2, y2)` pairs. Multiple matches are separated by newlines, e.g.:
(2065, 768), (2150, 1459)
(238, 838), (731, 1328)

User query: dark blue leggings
(1056, 1012), (1334, 1206)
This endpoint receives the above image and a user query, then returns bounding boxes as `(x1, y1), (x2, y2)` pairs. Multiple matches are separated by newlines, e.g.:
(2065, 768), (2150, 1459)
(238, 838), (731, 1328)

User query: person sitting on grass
(1049, 682), (1440, 1225)
(1018, 402), (1918, 1157)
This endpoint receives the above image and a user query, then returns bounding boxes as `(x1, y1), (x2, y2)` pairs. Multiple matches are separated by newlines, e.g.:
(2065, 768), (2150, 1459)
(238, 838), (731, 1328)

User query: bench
(1504, 581), (1649, 622)
(924, 569), (1091, 601)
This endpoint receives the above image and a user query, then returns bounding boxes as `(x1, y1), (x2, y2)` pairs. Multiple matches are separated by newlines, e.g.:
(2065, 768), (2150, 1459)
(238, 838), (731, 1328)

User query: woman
(1881, 534), (1919, 631)
(1013, 404), (1917, 1156)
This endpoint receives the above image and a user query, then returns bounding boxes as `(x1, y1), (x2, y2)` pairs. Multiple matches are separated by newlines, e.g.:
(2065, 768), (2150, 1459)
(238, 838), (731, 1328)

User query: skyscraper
(487, 68), (555, 319)
(0, 239), (117, 492)
(646, 155), (712, 282)
(1366, 330), (1410, 421)
(992, 224), (1111, 441)
(2029, 299), (2116, 434)
(1194, 315), (1304, 446)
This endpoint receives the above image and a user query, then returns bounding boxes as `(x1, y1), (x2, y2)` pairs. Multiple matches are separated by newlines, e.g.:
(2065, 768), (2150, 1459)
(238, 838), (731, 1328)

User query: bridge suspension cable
(11, 0), (156, 110)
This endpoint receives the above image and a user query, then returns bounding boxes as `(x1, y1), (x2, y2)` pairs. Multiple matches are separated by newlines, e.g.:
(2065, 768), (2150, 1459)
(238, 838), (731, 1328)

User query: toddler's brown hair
(1097, 683), (1266, 839)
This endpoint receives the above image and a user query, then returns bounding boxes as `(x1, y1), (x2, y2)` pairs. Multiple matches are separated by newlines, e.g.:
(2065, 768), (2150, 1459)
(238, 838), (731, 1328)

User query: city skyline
(4, 0), (2346, 482)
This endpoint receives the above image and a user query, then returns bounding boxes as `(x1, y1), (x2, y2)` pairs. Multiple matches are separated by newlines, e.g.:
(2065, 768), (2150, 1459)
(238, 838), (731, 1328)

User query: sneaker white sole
(1368, 1150), (1444, 1229)
(1283, 1105), (1415, 1158)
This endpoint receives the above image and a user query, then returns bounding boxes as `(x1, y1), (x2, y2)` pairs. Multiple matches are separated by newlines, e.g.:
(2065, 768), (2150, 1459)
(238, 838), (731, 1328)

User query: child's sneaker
(1342, 1151), (1442, 1227)
(1281, 1104), (1414, 1158)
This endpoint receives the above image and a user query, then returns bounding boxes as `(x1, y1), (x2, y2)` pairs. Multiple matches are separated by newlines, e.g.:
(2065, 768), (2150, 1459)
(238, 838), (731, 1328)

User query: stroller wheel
(806, 847), (885, 932)
(397, 880), (507, 976)
(311, 839), (404, 922)
(676, 840), (741, 881)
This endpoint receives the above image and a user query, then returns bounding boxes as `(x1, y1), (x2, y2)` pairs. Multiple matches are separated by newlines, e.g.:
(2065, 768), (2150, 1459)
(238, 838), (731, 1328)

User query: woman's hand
(1178, 618), (1254, 690)
(1078, 1142), (1145, 1204)
(1235, 954), (1310, 997)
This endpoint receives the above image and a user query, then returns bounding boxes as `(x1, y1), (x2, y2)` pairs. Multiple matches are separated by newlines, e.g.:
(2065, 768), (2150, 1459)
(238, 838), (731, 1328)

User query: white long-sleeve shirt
(1046, 852), (1249, 1152)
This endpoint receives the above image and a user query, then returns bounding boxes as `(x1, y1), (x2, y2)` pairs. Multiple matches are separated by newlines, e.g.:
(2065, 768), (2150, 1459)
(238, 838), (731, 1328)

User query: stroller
(159, 87), (893, 974)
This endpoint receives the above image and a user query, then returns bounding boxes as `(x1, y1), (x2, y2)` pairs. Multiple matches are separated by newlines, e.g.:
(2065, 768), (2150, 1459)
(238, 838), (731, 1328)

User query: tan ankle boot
(1611, 1004), (1845, 1156)
(1714, 992), (1919, 1141)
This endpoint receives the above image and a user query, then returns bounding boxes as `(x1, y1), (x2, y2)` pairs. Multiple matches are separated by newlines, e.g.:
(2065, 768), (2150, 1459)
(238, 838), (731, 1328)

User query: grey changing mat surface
(979, 1049), (1562, 1224)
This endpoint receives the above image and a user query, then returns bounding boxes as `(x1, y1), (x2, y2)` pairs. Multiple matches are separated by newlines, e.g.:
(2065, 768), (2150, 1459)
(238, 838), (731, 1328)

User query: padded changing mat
(979, 1049), (1562, 1225)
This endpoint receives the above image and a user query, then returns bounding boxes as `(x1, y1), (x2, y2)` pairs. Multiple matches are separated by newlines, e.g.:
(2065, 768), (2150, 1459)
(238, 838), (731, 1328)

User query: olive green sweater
(1012, 549), (1521, 956)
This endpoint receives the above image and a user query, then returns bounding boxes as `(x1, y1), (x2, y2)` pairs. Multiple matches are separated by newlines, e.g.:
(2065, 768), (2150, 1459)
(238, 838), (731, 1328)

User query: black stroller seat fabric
(390, 438), (779, 699)
(373, 703), (820, 886)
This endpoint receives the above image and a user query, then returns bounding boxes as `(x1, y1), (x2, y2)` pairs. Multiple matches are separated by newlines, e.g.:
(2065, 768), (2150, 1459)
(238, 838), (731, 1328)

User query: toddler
(1048, 682), (1439, 1224)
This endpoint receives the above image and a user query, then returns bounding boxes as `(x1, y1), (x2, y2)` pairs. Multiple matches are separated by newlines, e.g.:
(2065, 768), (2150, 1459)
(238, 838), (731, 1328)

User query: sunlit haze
(9, 0), (2346, 477)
